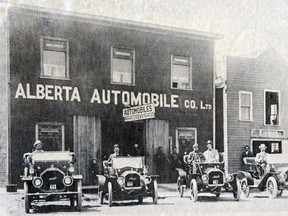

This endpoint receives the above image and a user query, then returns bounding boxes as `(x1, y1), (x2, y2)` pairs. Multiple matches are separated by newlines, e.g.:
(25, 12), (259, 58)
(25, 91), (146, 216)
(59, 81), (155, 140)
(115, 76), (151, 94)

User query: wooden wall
(73, 116), (101, 185)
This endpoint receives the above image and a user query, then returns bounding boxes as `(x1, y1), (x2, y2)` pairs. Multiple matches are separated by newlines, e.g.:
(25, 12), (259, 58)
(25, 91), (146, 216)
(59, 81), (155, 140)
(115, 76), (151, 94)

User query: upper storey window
(41, 37), (69, 79)
(171, 55), (192, 90)
(265, 90), (280, 125)
(111, 47), (135, 85)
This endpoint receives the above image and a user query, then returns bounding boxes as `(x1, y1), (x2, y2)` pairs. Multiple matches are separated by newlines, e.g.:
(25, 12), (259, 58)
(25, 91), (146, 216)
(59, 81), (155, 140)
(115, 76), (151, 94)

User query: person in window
(203, 140), (219, 163)
(168, 147), (182, 182)
(256, 144), (268, 176)
(32, 140), (44, 153)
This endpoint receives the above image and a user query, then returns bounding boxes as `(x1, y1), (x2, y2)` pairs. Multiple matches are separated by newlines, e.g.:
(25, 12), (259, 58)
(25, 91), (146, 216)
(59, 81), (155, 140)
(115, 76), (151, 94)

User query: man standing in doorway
(131, 143), (141, 156)
(154, 146), (167, 183)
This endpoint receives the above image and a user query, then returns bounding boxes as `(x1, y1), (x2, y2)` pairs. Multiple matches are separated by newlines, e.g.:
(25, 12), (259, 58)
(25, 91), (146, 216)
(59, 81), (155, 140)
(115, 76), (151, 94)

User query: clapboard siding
(226, 51), (288, 172)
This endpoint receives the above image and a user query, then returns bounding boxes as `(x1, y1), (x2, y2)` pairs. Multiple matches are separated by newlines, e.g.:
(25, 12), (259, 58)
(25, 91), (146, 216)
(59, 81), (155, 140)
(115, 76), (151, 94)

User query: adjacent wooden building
(216, 48), (288, 173)
(0, 3), (220, 188)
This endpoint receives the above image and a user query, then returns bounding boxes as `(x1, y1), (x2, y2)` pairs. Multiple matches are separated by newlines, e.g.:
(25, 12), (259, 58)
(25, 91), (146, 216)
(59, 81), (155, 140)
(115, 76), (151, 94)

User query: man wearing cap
(187, 143), (202, 174)
(32, 140), (44, 153)
(203, 140), (219, 163)
(256, 144), (268, 176)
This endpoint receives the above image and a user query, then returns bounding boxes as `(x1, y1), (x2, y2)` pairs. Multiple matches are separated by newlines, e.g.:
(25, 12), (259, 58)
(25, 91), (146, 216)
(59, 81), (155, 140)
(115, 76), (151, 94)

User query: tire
(138, 196), (143, 204)
(233, 178), (241, 201)
(108, 182), (113, 207)
(177, 177), (184, 198)
(277, 190), (283, 197)
(266, 176), (278, 199)
(152, 180), (158, 204)
(240, 178), (250, 198)
(99, 191), (104, 204)
(24, 182), (31, 214)
(76, 180), (82, 211)
(190, 179), (198, 202)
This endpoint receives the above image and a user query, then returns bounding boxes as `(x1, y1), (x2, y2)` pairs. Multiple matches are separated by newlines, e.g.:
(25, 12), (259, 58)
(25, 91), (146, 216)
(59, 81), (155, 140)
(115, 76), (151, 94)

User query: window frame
(110, 46), (135, 86)
(35, 122), (65, 151)
(264, 89), (280, 126)
(40, 37), (70, 80)
(175, 127), (197, 152)
(170, 54), (193, 90)
(239, 91), (253, 121)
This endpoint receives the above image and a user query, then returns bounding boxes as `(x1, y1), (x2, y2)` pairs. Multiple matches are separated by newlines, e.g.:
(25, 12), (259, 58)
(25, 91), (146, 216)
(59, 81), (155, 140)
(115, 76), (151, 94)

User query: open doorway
(101, 120), (144, 160)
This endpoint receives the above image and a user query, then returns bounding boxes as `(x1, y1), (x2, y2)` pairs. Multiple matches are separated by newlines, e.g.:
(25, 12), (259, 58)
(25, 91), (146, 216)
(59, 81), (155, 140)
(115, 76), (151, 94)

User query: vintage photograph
(0, 0), (288, 215)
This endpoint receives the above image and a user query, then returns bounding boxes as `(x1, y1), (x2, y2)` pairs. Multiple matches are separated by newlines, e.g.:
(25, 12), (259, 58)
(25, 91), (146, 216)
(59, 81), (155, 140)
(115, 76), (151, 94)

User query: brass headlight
(117, 177), (125, 186)
(32, 177), (43, 188)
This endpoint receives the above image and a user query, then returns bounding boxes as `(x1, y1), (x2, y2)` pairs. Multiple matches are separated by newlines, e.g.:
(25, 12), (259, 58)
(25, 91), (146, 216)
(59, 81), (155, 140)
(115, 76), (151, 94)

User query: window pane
(112, 58), (132, 84)
(241, 107), (250, 120)
(43, 51), (66, 77)
(172, 64), (191, 89)
(37, 124), (63, 151)
(241, 94), (250, 106)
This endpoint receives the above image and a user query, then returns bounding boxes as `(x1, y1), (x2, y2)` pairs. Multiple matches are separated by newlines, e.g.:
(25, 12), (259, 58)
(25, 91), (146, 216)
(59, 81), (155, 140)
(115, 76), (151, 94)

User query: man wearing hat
(32, 140), (44, 153)
(187, 143), (202, 174)
(108, 144), (120, 163)
(203, 140), (219, 163)
(256, 144), (268, 176)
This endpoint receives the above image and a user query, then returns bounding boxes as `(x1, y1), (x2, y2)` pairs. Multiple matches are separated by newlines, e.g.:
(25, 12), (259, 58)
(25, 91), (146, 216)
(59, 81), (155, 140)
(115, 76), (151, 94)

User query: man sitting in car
(187, 143), (202, 173)
(256, 144), (268, 176)
(203, 140), (219, 163)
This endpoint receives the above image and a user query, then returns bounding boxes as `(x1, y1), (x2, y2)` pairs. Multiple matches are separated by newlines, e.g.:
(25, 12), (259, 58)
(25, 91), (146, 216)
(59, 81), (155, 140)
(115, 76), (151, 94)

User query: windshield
(267, 154), (288, 164)
(112, 157), (144, 169)
(32, 151), (73, 162)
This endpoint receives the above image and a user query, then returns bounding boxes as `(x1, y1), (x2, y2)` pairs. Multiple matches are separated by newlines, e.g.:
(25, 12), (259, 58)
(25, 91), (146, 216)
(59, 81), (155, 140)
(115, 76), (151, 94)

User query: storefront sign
(123, 104), (155, 122)
(14, 83), (213, 110)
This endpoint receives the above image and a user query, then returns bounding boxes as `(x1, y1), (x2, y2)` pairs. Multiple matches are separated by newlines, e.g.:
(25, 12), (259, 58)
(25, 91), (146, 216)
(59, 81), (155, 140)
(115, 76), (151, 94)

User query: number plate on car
(50, 184), (57, 190)
(127, 181), (133, 187)
(213, 180), (218, 184)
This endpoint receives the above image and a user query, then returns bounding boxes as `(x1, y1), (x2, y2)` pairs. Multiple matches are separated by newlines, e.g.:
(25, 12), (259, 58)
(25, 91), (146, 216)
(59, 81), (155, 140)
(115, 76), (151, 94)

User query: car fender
(176, 168), (187, 178)
(258, 173), (275, 191)
(236, 171), (254, 186)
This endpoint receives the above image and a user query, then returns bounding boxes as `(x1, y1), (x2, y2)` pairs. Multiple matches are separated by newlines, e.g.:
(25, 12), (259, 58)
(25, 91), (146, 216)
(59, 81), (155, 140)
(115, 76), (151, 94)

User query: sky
(6, 0), (288, 76)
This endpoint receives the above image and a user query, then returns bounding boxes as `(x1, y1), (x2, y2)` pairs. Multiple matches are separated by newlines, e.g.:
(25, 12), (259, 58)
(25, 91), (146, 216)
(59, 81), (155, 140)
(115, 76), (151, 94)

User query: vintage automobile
(98, 156), (158, 207)
(238, 154), (288, 199)
(21, 151), (83, 213)
(176, 153), (241, 202)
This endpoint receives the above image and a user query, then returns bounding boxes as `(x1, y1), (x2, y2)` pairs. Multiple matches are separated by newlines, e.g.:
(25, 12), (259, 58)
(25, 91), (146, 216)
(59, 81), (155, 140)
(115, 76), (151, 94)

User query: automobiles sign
(123, 104), (155, 122)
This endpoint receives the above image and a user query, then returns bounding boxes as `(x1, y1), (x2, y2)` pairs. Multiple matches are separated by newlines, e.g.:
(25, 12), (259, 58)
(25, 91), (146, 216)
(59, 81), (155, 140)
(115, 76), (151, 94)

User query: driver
(203, 140), (219, 163)
(108, 144), (121, 163)
(187, 143), (202, 174)
(255, 144), (268, 176)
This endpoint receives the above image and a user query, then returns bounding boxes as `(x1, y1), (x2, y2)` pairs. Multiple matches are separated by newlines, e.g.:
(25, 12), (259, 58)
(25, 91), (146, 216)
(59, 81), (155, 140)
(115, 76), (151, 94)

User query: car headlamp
(68, 164), (75, 174)
(29, 166), (35, 175)
(117, 177), (125, 186)
(201, 174), (208, 183)
(226, 174), (234, 182)
(63, 176), (73, 186)
(144, 176), (152, 185)
(32, 177), (43, 188)
(278, 172), (287, 182)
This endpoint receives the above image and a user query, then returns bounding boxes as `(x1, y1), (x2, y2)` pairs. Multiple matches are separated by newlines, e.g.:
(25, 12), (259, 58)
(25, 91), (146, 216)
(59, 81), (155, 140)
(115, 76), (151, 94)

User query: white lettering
(151, 93), (159, 106)
(71, 87), (81, 102)
(26, 83), (36, 99)
(171, 95), (179, 108)
(102, 90), (110, 104)
(90, 89), (101, 103)
(15, 83), (26, 98)
(62, 86), (72, 101)
(131, 92), (142, 106)
(45, 85), (54, 100)
(111, 90), (121, 105)
(122, 91), (130, 105)
(36, 84), (45, 99)
(54, 86), (63, 101)
(142, 93), (150, 104)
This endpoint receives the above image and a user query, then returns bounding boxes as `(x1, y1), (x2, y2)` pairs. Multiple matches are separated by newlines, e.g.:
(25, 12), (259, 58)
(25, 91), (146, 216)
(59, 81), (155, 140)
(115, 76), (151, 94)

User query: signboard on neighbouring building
(123, 104), (155, 122)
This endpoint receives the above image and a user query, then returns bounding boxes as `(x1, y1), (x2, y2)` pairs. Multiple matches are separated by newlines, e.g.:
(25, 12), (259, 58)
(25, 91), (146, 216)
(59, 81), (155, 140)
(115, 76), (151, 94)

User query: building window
(111, 47), (135, 85)
(41, 37), (69, 79)
(252, 140), (282, 154)
(35, 122), (65, 151)
(239, 91), (253, 121)
(265, 91), (279, 125)
(171, 55), (192, 90)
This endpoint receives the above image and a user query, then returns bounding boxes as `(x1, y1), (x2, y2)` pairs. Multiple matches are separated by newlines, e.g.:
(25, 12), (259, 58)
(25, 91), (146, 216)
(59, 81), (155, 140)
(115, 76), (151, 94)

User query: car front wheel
(190, 179), (198, 202)
(233, 178), (241, 201)
(76, 180), (82, 211)
(108, 182), (113, 207)
(267, 176), (278, 199)
(24, 182), (31, 213)
(151, 179), (158, 204)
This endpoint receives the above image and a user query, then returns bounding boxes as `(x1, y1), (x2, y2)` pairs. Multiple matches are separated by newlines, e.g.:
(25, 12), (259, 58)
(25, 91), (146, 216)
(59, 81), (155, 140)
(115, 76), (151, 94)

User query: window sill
(110, 82), (136, 86)
(170, 87), (194, 91)
(40, 76), (71, 81)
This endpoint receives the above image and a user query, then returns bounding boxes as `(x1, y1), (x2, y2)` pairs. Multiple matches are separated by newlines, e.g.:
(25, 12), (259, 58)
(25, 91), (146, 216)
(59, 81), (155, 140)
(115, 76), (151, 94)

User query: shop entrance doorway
(101, 120), (144, 160)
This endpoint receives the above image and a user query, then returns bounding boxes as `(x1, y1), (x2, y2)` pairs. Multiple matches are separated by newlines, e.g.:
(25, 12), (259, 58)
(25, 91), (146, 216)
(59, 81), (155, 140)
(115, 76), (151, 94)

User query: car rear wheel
(152, 179), (158, 204)
(24, 182), (31, 213)
(240, 178), (250, 198)
(76, 180), (82, 211)
(190, 179), (198, 202)
(108, 182), (113, 207)
(233, 178), (241, 201)
(267, 176), (278, 199)
(177, 177), (184, 198)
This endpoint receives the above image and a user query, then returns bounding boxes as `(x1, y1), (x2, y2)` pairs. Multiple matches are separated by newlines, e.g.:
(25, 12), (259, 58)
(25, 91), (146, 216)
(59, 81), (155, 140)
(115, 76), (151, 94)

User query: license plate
(127, 181), (133, 187)
(50, 184), (57, 190)
(213, 180), (218, 184)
